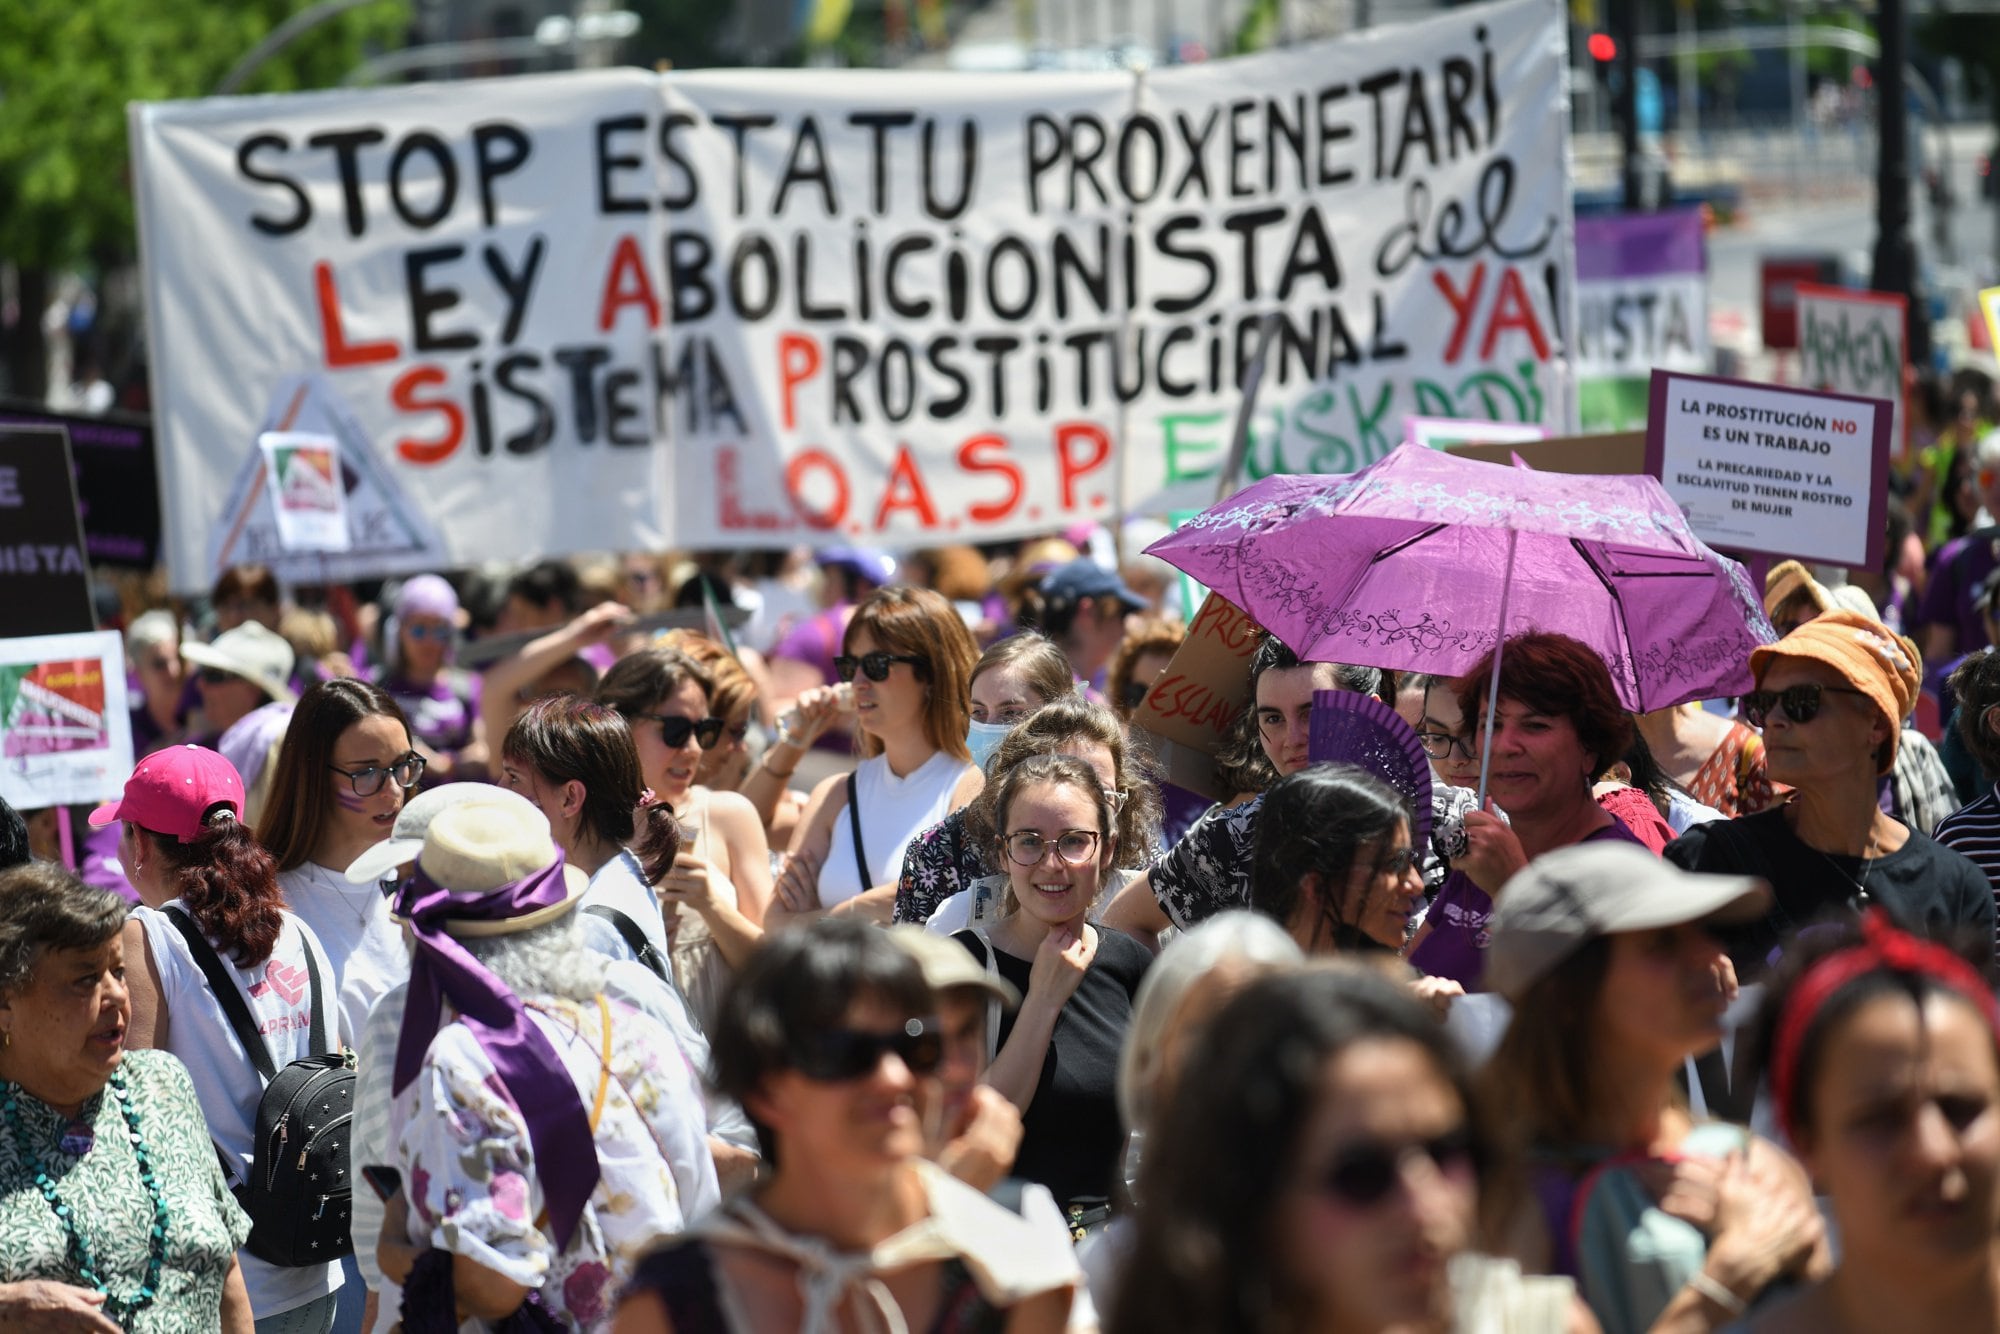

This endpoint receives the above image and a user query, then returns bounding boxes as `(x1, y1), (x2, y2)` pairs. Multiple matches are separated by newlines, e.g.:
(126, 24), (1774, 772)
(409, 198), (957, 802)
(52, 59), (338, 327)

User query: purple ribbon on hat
(391, 855), (598, 1250)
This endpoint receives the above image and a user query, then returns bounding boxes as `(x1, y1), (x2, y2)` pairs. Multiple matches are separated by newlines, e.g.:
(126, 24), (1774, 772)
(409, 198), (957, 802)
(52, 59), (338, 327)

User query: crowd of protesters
(8, 484), (2000, 1334)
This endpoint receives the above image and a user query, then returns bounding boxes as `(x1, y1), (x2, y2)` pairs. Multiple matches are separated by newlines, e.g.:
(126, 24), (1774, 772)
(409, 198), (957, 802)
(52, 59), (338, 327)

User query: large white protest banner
(132, 0), (1572, 588)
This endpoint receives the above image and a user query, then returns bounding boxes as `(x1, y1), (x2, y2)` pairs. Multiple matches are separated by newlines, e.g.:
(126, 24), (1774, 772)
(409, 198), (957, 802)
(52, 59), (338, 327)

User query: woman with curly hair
(103, 746), (345, 1327)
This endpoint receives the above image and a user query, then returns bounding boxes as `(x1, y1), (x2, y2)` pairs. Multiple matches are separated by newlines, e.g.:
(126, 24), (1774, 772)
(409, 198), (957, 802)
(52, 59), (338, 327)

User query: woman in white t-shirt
(100, 744), (345, 1331)
(772, 586), (980, 925)
(256, 679), (422, 1047)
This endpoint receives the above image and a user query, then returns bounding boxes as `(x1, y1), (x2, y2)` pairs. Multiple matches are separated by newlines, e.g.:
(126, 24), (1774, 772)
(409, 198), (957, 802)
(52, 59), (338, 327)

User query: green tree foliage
(620, 0), (752, 69)
(0, 0), (406, 271)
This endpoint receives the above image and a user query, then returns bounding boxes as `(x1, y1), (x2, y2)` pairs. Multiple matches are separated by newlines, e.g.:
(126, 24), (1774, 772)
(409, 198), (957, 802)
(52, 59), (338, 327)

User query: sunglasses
(724, 720), (751, 744)
(834, 652), (928, 683)
(1318, 1129), (1475, 1208)
(198, 666), (245, 687)
(1372, 847), (1420, 878)
(1742, 683), (1871, 728)
(403, 622), (452, 643)
(328, 751), (426, 798)
(1417, 731), (1476, 762)
(1120, 680), (1151, 713)
(1004, 829), (1103, 867)
(792, 1017), (943, 1082)
(637, 713), (727, 749)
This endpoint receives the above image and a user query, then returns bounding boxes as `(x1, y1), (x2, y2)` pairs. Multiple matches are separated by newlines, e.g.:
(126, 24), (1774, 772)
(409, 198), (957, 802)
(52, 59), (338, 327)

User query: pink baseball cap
(89, 745), (247, 842)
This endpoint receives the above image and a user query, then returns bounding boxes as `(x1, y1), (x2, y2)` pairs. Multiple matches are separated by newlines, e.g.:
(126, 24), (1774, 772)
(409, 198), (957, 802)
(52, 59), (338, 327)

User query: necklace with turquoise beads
(2, 1068), (171, 1327)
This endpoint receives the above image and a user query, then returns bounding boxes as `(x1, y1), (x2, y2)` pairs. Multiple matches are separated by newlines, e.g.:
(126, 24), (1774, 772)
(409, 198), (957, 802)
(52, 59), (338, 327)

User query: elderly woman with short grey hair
(0, 861), (254, 1332)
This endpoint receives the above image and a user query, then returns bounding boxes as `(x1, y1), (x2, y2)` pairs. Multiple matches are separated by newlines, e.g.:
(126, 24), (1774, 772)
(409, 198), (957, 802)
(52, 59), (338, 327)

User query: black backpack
(166, 908), (356, 1268)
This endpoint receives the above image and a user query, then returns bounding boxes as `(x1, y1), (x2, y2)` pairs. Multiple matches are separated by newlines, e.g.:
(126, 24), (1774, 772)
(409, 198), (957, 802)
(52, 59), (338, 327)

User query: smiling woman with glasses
(895, 695), (1162, 935)
(1665, 610), (1993, 978)
(1109, 966), (1576, 1334)
(618, 918), (1081, 1334)
(255, 679), (420, 1046)
(948, 753), (1152, 1228)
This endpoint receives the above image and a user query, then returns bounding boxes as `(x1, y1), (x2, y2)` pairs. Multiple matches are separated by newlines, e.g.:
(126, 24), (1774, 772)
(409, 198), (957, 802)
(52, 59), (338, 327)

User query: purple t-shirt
(1408, 816), (1646, 990)
(1914, 530), (1999, 660)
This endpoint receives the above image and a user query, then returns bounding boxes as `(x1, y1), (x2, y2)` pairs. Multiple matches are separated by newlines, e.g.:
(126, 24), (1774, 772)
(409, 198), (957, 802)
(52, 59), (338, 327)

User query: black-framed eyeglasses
(1316, 1129), (1475, 1208)
(1742, 683), (1871, 728)
(328, 751), (425, 798)
(636, 713), (727, 749)
(1417, 731), (1475, 762)
(1004, 829), (1102, 867)
(834, 652), (928, 683)
(792, 1017), (943, 1082)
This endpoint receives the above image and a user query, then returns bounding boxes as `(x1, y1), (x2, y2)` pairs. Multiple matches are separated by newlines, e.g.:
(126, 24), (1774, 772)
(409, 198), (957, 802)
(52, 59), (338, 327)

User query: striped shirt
(1933, 784), (2000, 958)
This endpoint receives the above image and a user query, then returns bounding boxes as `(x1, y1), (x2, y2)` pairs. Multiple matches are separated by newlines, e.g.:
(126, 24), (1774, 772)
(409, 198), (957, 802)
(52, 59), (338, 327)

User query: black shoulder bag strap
(845, 770), (872, 889)
(581, 904), (674, 986)
(165, 906), (329, 1076)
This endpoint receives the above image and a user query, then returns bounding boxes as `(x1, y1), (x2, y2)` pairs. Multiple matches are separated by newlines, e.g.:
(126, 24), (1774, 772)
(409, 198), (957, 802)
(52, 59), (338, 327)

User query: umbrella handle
(1475, 528), (1519, 809)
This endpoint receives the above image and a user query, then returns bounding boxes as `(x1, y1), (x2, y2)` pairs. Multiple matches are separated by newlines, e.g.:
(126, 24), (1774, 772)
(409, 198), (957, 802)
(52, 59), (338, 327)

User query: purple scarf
(391, 857), (599, 1249)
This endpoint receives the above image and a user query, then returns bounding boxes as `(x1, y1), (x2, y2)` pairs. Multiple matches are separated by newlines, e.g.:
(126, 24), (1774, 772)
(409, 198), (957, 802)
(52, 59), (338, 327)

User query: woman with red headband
(1744, 912), (2000, 1334)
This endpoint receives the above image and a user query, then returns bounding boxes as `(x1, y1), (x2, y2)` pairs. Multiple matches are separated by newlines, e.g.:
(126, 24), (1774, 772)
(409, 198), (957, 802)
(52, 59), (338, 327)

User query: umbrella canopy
(1147, 446), (1775, 714)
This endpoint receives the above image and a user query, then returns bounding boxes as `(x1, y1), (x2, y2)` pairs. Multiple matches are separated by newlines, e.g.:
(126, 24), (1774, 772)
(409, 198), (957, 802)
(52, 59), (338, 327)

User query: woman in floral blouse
(0, 862), (252, 1333)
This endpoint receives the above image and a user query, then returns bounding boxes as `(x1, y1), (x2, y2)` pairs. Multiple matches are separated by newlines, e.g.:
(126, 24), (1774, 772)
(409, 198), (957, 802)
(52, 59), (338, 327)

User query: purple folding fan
(1307, 688), (1435, 850)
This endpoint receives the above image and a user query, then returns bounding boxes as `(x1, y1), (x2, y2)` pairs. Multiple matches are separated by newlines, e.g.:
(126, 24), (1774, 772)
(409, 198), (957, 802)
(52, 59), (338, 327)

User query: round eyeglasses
(328, 751), (426, 798)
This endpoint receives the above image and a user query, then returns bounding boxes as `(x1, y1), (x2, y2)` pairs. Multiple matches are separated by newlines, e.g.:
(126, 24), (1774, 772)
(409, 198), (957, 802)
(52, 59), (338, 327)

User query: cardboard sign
(130, 0), (1575, 589)
(0, 631), (134, 807)
(0, 402), (160, 568)
(1645, 370), (1889, 569)
(0, 427), (96, 637)
(1794, 284), (1905, 457)
(1129, 592), (1265, 801)
(1447, 429), (1646, 475)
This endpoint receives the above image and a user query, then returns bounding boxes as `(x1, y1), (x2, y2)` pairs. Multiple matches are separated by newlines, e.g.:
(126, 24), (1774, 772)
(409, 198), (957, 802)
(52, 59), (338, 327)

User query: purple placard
(1644, 369), (1890, 571)
(1575, 207), (1707, 282)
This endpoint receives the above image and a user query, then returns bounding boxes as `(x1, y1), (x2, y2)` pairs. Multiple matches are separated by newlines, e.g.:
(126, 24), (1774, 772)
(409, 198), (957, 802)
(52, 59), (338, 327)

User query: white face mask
(966, 719), (1014, 770)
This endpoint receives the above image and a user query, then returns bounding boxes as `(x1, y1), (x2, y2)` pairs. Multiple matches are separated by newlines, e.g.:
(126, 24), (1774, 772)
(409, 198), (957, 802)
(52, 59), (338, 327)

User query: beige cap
(888, 925), (1021, 1008)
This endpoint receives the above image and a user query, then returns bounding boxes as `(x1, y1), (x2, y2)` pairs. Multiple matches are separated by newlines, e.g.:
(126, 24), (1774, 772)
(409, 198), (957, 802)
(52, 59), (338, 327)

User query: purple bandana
(391, 855), (599, 1249)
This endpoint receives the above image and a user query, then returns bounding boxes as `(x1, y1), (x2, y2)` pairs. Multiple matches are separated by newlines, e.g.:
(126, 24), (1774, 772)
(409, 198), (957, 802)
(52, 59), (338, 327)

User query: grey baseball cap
(344, 783), (545, 885)
(1484, 842), (1770, 1000)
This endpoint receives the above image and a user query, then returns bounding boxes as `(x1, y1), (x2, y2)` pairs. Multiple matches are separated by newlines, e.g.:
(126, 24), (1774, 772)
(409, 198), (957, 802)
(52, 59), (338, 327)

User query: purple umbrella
(1147, 446), (1775, 800)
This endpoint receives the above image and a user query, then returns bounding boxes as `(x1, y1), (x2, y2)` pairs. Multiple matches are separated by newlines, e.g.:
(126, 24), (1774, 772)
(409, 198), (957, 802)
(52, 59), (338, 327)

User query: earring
(2, 1031), (10, 1050)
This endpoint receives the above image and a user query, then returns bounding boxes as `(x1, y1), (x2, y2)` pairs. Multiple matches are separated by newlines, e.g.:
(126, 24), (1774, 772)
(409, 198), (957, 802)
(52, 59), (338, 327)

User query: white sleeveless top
(817, 751), (973, 906)
(133, 901), (343, 1318)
